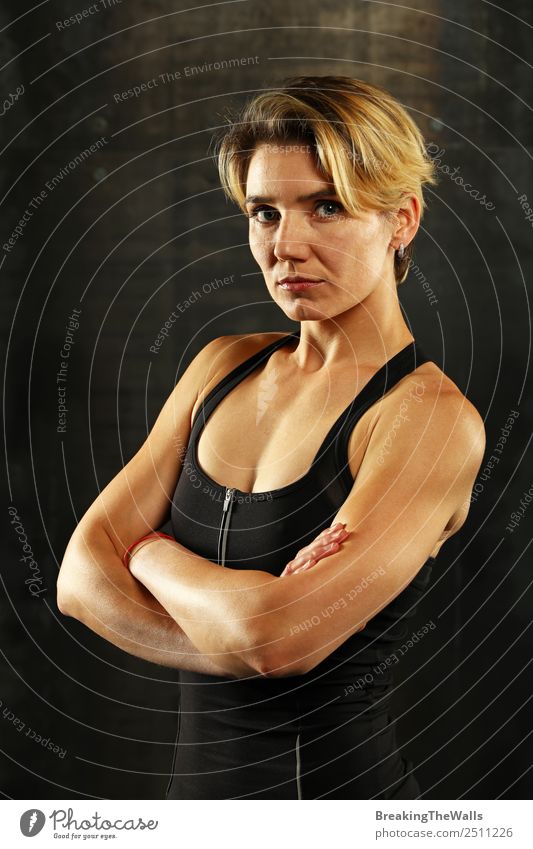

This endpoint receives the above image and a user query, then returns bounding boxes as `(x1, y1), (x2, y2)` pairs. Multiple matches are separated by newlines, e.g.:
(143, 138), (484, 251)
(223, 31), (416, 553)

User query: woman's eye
(247, 200), (344, 224)
(315, 200), (344, 218)
(248, 207), (279, 223)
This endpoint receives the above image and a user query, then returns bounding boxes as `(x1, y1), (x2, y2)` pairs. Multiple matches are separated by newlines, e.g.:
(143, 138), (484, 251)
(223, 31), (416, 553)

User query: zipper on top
(217, 486), (235, 566)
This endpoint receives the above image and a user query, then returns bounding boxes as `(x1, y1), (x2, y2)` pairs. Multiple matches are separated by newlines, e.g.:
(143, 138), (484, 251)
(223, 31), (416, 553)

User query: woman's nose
(273, 213), (312, 262)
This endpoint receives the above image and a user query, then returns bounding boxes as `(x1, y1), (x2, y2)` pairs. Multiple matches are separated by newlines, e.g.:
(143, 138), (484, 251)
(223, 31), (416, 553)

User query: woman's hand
(280, 522), (350, 577)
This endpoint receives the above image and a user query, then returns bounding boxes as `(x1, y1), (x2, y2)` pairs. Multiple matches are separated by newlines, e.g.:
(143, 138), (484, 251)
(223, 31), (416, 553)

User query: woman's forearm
(128, 536), (280, 677)
(57, 526), (252, 678)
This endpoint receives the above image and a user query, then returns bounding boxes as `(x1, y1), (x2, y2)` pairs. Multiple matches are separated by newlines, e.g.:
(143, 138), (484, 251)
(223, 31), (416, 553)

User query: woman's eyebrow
(245, 187), (337, 205)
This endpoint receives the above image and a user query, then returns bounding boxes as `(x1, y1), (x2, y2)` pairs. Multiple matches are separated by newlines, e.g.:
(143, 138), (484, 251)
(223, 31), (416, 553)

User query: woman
(57, 75), (485, 799)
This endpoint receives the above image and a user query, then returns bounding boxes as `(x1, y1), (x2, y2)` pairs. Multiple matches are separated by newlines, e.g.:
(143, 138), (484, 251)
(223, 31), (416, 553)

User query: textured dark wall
(1, 0), (531, 800)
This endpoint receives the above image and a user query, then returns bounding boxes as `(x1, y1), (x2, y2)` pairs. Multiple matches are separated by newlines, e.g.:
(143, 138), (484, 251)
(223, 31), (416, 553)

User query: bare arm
(249, 387), (486, 677)
(127, 534), (279, 677)
(56, 336), (270, 678)
(56, 333), (337, 678)
(57, 523), (259, 679)
(127, 386), (485, 680)
(125, 525), (350, 676)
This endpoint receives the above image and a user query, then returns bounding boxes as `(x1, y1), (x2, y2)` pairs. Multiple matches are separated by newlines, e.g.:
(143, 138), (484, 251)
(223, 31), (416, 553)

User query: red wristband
(123, 532), (176, 570)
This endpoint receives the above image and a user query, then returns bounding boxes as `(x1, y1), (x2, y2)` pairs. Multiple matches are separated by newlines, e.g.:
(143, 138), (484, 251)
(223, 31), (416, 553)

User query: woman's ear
(390, 194), (421, 246)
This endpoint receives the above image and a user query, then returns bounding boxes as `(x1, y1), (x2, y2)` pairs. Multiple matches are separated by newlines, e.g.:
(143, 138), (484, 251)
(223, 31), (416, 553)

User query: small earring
(397, 242), (405, 260)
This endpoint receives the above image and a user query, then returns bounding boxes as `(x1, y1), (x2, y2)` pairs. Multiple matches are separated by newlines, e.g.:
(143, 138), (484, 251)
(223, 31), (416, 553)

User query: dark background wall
(1, 0), (531, 800)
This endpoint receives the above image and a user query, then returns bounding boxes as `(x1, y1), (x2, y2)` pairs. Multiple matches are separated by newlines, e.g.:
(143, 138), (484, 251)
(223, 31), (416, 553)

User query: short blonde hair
(212, 75), (438, 284)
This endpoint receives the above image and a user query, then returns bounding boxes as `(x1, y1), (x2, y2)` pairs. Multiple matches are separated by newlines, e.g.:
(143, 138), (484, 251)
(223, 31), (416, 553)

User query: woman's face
(245, 142), (397, 323)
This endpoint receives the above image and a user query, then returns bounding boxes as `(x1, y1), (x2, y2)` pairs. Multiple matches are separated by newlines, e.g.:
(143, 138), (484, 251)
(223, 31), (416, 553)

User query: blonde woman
(57, 75), (485, 799)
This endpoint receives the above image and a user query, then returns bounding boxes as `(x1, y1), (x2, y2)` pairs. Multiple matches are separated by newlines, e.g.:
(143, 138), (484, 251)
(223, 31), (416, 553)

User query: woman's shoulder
(404, 359), (483, 424)
(385, 360), (484, 430)
(364, 358), (487, 552)
(202, 330), (288, 371)
(189, 331), (288, 419)
(380, 358), (486, 462)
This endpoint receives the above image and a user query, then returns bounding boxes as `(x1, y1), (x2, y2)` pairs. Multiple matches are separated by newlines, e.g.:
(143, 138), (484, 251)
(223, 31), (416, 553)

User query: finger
(311, 538), (342, 557)
(309, 531), (350, 560)
(302, 532), (348, 562)
(318, 523), (345, 540)
(292, 558), (317, 574)
(287, 541), (336, 570)
(289, 541), (343, 574)
(322, 530), (350, 550)
(286, 537), (345, 573)
(316, 528), (348, 548)
(326, 526), (349, 540)
(286, 529), (350, 572)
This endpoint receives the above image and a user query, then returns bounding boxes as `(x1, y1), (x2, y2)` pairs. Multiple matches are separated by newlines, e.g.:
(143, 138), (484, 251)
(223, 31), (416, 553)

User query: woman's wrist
(123, 531), (176, 570)
(127, 538), (160, 572)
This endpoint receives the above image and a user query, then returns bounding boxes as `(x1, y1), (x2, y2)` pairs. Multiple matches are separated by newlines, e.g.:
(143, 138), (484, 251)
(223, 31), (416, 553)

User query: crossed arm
(128, 384), (486, 679)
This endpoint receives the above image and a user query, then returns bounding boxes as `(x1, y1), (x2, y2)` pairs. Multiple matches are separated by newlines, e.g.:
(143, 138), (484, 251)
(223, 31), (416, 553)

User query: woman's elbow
(250, 621), (309, 678)
(56, 588), (72, 617)
(255, 642), (309, 678)
(56, 551), (75, 614)
(241, 582), (310, 678)
(56, 536), (95, 619)
(56, 566), (82, 618)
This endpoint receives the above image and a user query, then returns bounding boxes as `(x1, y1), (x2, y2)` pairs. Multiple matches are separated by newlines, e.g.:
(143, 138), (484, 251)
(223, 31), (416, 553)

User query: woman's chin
(276, 300), (330, 322)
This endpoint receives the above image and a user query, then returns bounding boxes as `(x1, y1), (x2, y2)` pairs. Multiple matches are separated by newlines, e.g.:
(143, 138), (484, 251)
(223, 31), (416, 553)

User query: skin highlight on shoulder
(189, 331), (291, 425)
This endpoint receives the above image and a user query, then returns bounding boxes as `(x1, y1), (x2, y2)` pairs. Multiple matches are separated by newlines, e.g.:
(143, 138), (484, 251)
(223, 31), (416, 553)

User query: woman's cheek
(249, 235), (271, 267)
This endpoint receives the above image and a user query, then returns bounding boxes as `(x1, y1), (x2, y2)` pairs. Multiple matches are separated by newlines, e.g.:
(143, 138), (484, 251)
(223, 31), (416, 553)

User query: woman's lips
(278, 280), (326, 291)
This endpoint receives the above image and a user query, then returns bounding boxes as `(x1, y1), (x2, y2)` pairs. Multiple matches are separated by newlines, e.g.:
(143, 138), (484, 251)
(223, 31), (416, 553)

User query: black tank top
(164, 329), (437, 800)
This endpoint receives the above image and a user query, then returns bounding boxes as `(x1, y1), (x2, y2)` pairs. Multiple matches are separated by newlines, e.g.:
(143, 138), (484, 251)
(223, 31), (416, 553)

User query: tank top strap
(190, 329), (301, 436)
(331, 340), (433, 491)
